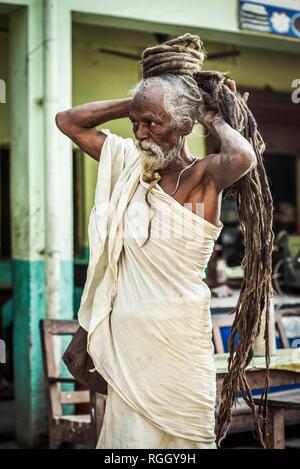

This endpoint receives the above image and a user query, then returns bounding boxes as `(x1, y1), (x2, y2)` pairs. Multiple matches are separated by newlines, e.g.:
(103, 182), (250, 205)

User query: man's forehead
(132, 86), (168, 115)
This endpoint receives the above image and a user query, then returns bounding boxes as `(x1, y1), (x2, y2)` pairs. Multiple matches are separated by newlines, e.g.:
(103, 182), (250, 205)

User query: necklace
(169, 158), (198, 196)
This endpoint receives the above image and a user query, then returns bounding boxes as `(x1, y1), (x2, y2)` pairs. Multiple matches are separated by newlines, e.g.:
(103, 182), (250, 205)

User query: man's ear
(181, 117), (194, 136)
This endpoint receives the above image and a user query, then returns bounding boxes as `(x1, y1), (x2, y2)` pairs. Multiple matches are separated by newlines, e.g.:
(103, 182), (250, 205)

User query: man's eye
(146, 121), (156, 127)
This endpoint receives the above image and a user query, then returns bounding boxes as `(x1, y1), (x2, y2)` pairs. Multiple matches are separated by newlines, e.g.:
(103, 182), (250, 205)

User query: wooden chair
(275, 307), (300, 348)
(212, 312), (235, 354)
(40, 319), (106, 449)
(212, 306), (300, 353)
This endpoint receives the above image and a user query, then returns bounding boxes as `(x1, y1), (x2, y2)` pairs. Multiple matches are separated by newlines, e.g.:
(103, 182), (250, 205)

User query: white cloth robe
(77, 129), (223, 448)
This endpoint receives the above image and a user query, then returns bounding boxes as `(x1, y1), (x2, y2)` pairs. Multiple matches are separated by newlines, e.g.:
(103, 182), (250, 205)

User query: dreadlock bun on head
(140, 34), (253, 137)
(136, 33), (275, 449)
(141, 33), (206, 78)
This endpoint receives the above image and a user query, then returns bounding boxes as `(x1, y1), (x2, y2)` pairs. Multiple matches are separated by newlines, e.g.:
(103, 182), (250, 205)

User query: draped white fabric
(77, 130), (223, 448)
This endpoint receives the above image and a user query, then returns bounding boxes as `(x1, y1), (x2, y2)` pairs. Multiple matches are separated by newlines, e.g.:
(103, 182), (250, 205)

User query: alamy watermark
(0, 79), (6, 104)
(291, 79), (300, 104)
(0, 339), (6, 363)
(95, 198), (212, 249)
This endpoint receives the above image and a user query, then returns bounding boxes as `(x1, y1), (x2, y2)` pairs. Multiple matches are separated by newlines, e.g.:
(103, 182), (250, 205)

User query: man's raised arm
(201, 110), (257, 193)
(55, 98), (132, 161)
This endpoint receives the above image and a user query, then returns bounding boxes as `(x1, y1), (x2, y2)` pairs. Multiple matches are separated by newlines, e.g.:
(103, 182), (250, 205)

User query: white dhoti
(78, 130), (223, 449)
(97, 384), (216, 449)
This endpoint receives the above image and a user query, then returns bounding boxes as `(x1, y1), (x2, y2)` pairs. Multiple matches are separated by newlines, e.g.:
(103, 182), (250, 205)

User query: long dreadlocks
(137, 33), (275, 448)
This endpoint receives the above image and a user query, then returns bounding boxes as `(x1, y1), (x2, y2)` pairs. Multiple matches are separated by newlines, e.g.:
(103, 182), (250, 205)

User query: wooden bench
(253, 389), (300, 448)
(212, 308), (300, 440)
(40, 319), (106, 449)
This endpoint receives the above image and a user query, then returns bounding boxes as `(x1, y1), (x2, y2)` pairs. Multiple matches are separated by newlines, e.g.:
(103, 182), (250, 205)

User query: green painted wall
(8, 3), (46, 448)
(12, 260), (47, 447)
(71, 0), (300, 55)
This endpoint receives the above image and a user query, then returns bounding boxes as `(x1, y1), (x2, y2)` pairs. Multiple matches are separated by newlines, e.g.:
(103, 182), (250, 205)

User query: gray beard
(136, 139), (182, 173)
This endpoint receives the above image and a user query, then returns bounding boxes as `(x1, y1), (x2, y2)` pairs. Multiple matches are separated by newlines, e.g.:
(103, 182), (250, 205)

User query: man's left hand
(224, 78), (237, 93)
(224, 78), (249, 103)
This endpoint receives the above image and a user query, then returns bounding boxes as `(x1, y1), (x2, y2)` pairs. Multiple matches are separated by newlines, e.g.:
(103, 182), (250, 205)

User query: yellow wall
(204, 40), (299, 93)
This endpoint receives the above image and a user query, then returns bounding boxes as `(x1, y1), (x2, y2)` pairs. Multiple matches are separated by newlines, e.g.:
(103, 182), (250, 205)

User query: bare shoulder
(187, 153), (221, 200)
(193, 154), (219, 188)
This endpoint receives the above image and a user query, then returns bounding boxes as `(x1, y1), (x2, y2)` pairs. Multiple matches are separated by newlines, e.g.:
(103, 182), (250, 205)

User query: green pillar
(8, 0), (73, 447)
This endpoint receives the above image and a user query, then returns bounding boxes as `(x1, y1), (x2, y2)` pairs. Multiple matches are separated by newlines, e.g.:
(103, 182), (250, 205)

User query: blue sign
(240, 0), (300, 38)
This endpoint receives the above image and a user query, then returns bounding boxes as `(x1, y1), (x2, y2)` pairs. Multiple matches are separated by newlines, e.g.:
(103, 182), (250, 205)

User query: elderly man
(56, 35), (258, 449)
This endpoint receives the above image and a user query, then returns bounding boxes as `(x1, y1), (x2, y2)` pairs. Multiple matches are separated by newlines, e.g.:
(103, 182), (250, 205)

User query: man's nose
(135, 122), (149, 141)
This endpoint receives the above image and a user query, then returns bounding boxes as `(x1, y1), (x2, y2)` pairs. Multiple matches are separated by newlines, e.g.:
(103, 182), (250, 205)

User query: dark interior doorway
(263, 153), (296, 206)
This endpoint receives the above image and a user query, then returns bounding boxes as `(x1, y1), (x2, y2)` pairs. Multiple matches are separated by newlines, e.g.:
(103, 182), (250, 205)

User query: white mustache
(137, 140), (162, 155)
(136, 138), (182, 171)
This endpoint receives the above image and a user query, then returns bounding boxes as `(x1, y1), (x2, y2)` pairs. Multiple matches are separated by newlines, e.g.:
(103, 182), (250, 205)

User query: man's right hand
(55, 98), (133, 161)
